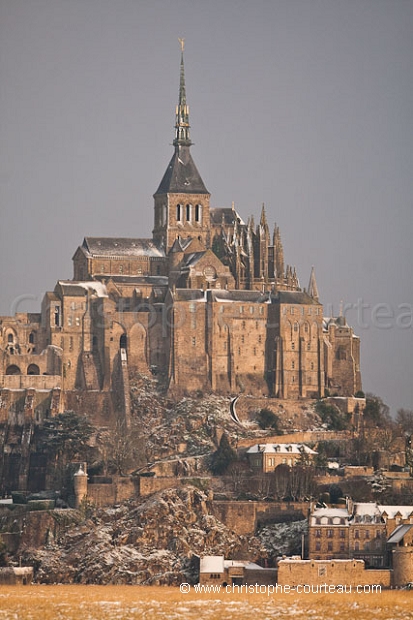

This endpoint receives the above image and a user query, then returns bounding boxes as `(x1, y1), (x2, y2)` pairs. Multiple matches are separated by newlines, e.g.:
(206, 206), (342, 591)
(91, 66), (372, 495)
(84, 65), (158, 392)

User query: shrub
(256, 408), (280, 432)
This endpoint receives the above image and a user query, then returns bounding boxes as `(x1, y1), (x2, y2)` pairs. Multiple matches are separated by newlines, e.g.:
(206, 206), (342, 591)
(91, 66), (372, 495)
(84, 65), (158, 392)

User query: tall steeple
(153, 41), (210, 253)
(174, 39), (191, 147)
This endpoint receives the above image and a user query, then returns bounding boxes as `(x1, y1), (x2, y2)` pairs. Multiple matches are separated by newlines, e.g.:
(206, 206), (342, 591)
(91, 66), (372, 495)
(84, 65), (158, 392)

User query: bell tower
(153, 40), (210, 253)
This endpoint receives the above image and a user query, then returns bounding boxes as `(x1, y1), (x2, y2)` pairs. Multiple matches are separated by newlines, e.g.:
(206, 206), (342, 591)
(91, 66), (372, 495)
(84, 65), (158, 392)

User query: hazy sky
(1, 0), (412, 414)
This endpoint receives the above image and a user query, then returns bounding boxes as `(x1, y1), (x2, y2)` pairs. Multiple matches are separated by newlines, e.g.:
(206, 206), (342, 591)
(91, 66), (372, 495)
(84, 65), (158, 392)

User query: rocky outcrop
(21, 486), (265, 585)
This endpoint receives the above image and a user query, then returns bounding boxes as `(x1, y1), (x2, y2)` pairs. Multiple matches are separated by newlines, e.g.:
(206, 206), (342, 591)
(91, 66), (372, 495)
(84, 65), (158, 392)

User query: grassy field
(0, 585), (412, 619)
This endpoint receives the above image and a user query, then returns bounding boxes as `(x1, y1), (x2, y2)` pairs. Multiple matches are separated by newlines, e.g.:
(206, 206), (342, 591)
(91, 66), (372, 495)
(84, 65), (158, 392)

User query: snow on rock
(22, 486), (265, 585)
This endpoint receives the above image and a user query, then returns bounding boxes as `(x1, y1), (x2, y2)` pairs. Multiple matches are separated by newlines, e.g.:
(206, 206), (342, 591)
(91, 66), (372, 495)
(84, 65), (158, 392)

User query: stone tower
(152, 42), (211, 252)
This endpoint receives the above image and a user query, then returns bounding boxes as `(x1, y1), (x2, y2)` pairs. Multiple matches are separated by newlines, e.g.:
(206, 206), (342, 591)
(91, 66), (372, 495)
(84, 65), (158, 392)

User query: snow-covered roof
(377, 505), (413, 519)
(247, 443), (317, 455)
(57, 281), (108, 298)
(387, 524), (413, 544)
(353, 502), (382, 517)
(311, 507), (350, 524)
(200, 556), (224, 574)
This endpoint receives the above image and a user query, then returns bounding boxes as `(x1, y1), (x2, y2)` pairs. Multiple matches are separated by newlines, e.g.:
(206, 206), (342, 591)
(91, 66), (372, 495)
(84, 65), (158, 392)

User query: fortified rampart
(278, 558), (391, 588)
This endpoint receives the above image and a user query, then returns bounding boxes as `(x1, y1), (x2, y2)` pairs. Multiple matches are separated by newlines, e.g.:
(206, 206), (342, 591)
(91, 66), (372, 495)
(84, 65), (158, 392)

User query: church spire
(174, 39), (191, 147)
(308, 265), (319, 301)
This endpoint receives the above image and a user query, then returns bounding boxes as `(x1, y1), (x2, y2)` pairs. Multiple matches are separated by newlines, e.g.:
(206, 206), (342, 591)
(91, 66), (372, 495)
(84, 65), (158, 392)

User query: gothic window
(186, 204), (192, 222)
(7, 333), (14, 343)
(120, 334), (127, 349)
(176, 204), (182, 222)
(195, 204), (202, 223)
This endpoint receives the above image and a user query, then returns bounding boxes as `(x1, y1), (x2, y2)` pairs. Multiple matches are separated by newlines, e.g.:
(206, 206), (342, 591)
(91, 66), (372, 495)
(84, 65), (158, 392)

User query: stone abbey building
(0, 49), (361, 422)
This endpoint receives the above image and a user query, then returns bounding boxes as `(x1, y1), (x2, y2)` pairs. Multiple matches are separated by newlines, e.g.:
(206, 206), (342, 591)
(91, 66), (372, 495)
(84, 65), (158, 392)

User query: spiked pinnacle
(174, 39), (191, 147)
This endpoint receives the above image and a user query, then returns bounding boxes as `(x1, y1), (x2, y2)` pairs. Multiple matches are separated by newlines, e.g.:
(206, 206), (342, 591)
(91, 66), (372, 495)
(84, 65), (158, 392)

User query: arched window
(6, 364), (21, 375)
(27, 364), (40, 375)
(176, 204), (182, 222)
(195, 204), (202, 223)
(186, 204), (192, 222)
(7, 333), (14, 343)
(29, 332), (36, 344)
(120, 334), (127, 349)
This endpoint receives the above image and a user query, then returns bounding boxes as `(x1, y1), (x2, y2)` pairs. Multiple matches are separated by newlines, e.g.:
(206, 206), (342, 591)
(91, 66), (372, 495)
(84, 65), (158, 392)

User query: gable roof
(82, 238), (165, 258)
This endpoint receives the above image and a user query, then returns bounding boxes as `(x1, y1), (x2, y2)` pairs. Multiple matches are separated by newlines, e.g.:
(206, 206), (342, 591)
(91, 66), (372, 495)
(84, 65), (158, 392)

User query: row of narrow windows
(176, 203), (202, 223)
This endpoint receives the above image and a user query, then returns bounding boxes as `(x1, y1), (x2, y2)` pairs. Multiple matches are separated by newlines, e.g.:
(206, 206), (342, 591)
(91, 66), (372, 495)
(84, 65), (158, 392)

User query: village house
(246, 443), (317, 473)
(309, 501), (413, 568)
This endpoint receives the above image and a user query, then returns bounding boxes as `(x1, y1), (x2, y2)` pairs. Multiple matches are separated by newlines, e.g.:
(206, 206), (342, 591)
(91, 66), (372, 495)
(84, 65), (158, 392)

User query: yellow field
(0, 585), (412, 619)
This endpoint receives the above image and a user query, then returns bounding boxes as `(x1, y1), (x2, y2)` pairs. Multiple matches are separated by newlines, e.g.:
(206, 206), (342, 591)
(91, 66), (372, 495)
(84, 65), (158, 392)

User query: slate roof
(94, 275), (168, 286)
(272, 291), (319, 305)
(82, 238), (165, 258)
(154, 145), (209, 195)
(209, 290), (269, 303)
(210, 207), (246, 227)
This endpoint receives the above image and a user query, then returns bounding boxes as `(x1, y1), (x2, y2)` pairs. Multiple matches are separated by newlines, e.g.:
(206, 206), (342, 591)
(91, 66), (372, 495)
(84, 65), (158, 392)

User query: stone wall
(278, 558), (391, 588)
(88, 477), (136, 507)
(212, 501), (309, 535)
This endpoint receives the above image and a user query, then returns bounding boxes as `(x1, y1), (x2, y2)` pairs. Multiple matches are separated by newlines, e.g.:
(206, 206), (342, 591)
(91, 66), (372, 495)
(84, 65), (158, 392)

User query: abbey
(0, 49), (361, 416)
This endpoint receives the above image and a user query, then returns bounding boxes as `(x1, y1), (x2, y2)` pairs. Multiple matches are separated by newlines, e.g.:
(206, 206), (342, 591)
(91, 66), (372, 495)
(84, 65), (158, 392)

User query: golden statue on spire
(178, 38), (185, 52)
